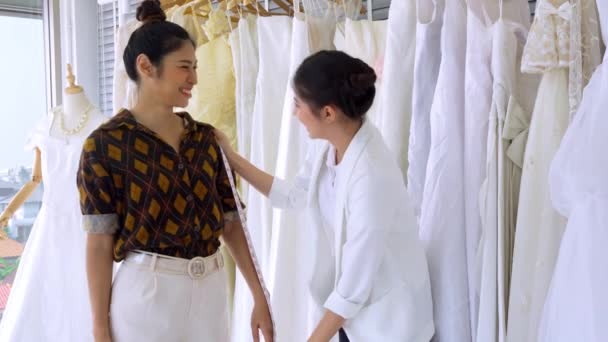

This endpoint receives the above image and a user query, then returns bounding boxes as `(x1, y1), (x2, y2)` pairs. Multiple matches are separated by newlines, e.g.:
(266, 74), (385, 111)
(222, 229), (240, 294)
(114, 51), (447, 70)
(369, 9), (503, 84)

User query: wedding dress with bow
(536, 0), (608, 340)
(506, 1), (602, 341)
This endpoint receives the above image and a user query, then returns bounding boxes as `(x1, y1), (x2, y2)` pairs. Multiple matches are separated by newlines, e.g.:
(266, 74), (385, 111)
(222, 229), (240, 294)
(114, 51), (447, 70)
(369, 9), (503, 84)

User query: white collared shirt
(318, 146), (341, 254)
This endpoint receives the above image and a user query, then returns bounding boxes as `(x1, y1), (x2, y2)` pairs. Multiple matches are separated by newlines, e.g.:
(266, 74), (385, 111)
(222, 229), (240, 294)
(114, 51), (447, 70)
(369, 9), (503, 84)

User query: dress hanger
(242, 0), (272, 16)
(161, 0), (189, 10)
(271, 0), (292, 15)
(183, 0), (211, 17)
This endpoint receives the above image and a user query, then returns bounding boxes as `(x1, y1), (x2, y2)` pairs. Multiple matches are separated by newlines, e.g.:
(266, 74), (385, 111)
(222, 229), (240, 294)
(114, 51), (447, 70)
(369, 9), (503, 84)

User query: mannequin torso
(49, 91), (106, 142)
(0, 66), (107, 231)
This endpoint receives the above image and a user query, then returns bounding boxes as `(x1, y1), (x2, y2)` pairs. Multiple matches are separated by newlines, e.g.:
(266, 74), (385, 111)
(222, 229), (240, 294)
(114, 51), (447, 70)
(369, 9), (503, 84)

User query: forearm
(2, 181), (40, 217)
(226, 151), (274, 197)
(86, 234), (115, 334)
(309, 310), (346, 342)
(221, 220), (266, 302)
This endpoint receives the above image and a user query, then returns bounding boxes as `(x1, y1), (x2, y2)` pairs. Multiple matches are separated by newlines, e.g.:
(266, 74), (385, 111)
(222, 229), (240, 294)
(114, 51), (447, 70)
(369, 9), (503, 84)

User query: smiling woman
(77, 1), (274, 341)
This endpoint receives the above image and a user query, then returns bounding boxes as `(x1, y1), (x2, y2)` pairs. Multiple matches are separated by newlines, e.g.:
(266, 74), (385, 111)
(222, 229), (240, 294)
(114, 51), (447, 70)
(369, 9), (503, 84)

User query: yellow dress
(169, 5), (208, 47)
(186, 10), (238, 149)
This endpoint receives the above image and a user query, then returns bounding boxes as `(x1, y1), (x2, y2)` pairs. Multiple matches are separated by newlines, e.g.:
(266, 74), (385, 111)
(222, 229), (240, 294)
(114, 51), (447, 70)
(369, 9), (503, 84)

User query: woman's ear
(321, 105), (338, 124)
(136, 53), (157, 80)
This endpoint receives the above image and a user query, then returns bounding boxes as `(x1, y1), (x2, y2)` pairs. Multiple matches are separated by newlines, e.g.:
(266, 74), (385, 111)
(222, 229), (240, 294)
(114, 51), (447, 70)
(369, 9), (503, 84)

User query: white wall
(58, 0), (99, 105)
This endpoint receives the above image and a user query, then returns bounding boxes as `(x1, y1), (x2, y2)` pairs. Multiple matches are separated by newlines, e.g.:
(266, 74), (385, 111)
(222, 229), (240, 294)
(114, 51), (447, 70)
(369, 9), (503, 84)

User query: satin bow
(535, 1), (574, 21)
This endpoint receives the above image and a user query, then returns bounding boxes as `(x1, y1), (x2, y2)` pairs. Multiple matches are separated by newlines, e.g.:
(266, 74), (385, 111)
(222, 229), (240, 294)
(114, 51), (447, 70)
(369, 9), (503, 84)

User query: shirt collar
(101, 109), (197, 134)
(325, 146), (338, 170)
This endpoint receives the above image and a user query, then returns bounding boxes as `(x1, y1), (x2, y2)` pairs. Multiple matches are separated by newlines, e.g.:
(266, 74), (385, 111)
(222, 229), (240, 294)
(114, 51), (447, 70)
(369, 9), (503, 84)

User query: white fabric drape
(408, 0), (444, 219)
(231, 16), (292, 342)
(341, 18), (387, 126)
(377, 0), (416, 181)
(537, 2), (608, 340)
(268, 11), (336, 341)
(418, 0), (471, 341)
(462, 5), (494, 339)
(229, 16), (259, 201)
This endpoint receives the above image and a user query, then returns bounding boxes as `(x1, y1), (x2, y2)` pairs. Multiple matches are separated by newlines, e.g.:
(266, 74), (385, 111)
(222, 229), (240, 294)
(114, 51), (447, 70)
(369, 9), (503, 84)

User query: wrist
(93, 317), (110, 330)
(253, 290), (268, 305)
(93, 325), (111, 337)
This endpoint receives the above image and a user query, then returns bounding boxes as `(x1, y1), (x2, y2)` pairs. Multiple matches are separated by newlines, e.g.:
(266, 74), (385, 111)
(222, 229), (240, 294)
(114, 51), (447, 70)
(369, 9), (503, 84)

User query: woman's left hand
(307, 310), (345, 342)
(251, 298), (274, 342)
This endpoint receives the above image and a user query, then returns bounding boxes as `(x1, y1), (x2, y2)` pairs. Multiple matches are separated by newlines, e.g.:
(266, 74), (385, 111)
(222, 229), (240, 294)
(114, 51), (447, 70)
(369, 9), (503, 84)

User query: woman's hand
(214, 128), (235, 160)
(251, 297), (274, 342)
(93, 324), (112, 342)
(308, 310), (345, 342)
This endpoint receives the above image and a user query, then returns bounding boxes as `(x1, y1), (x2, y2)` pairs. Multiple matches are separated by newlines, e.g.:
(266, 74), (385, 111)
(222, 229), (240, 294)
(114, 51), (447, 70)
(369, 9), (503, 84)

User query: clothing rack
(529, 0), (537, 15)
(159, 0), (377, 18)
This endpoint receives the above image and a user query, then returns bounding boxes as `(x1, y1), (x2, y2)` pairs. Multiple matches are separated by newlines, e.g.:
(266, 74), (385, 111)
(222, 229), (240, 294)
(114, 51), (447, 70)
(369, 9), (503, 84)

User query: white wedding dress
(408, 0), (444, 219)
(0, 110), (106, 342)
(475, 0), (538, 339)
(507, 1), (602, 341)
(270, 11), (336, 341)
(418, 0), (471, 340)
(462, 4), (494, 337)
(231, 16), (292, 342)
(341, 18), (387, 127)
(538, 1), (607, 341)
(377, 0), (416, 180)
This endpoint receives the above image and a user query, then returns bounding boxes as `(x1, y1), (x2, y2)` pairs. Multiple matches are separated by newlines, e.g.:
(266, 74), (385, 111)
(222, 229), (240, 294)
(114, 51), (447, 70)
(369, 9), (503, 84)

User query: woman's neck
(329, 119), (363, 165)
(130, 96), (177, 132)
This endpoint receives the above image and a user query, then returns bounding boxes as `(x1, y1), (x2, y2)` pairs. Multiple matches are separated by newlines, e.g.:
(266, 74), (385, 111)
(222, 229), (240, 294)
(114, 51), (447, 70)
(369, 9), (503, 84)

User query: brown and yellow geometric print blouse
(77, 110), (238, 261)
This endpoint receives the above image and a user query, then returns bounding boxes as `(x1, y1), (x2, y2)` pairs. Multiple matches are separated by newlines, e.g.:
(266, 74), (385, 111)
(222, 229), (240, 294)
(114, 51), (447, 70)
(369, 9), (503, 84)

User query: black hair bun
(347, 71), (377, 96)
(293, 50), (377, 120)
(136, 0), (166, 24)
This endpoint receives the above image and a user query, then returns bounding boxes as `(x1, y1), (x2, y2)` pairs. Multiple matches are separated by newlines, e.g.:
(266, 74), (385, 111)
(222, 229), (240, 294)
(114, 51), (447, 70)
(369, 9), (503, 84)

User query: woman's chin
(173, 99), (190, 109)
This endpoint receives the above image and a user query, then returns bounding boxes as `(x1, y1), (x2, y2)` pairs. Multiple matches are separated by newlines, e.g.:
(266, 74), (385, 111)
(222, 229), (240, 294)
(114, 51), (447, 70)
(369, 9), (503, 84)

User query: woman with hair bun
(77, 1), (273, 341)
(216, 50), (435, 342)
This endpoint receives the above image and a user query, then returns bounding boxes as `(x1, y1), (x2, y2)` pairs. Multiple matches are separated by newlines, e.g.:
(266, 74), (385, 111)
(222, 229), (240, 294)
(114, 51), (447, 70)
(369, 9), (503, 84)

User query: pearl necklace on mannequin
(58, 104), (93, 136)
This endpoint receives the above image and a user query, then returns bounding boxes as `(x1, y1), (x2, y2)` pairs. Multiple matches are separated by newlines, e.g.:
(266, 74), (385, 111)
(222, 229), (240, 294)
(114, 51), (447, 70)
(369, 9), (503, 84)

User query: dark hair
(124, 0), (194, 82)
(293, 50), (377, 120)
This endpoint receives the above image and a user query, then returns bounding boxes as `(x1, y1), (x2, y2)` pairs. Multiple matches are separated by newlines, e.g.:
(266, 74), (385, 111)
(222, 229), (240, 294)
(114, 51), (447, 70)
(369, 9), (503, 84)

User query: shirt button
(187, 195), (193, 201)
(178, 163), (184, 170)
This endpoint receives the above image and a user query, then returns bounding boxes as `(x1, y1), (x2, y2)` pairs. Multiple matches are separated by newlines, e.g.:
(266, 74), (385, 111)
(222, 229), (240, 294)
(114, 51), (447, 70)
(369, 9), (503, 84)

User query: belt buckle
(188, 257), (206, 279)
(217, 254), (224, 269)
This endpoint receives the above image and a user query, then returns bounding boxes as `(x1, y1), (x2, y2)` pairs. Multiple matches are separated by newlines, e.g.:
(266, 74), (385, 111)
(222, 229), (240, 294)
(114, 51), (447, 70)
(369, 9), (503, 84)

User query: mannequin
(51, 64), (105, 140)
(0, 64), (104, 234)
(0, 64), (106, 342)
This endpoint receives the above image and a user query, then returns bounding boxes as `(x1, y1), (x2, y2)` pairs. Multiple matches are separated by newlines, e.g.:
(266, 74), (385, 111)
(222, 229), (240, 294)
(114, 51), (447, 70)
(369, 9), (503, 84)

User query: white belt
(124, 250), (224, 279)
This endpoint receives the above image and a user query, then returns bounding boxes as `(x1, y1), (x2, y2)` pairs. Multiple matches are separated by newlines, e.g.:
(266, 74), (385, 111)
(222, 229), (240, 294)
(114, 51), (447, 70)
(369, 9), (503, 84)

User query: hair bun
(136, 0), (166, 24)
(349, 72), (377, 91)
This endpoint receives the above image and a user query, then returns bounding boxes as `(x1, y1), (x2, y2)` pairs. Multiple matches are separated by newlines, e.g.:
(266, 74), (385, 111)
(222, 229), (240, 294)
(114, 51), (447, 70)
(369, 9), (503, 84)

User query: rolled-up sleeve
(268, 143), (323, 209)
(323, 174), (396, 319)
(77, 136), (120, 235)
(268, 176), (309, 209)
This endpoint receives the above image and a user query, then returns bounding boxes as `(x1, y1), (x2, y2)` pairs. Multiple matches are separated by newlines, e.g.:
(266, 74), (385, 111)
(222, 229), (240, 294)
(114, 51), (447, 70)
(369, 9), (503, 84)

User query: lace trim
(522, 0), (602, 120)
(569, 0), (603, 120)
(521, 0), (572, 74)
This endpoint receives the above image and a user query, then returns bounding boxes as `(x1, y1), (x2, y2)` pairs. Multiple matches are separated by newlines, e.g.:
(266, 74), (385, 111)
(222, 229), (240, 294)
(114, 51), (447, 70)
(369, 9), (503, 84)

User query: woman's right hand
(214, 128), (235, 160)
(93, 327), (112, 342)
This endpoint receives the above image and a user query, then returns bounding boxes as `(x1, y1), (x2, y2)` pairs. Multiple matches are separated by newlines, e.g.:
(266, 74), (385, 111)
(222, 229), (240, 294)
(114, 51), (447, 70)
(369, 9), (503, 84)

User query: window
(97, 0), (118, 117)
(97, 0), (139, 117)
(0, 0), (47, 321)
